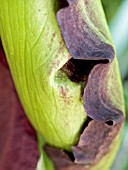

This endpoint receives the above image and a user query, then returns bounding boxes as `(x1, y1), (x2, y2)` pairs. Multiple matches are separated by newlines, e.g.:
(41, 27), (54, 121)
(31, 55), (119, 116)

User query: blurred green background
(101, 0), (128, 169)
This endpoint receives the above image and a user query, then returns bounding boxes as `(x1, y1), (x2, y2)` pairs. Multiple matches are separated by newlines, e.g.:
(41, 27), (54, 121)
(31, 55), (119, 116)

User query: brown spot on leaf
(51, 32), (56, 42)
(59, 86), (72, 105)
(60, 86), (68, 97)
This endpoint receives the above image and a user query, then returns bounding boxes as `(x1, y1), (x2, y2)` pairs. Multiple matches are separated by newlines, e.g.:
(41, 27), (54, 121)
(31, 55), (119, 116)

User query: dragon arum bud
(0, 0), (125, 169)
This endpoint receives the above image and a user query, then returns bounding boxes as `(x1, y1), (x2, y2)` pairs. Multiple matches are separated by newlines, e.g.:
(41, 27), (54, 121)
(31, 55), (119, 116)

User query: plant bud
(0, 0), (125, 169)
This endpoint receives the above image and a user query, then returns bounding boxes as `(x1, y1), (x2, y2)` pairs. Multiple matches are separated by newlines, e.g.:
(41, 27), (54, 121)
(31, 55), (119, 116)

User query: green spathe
(0, 0), (86, 150)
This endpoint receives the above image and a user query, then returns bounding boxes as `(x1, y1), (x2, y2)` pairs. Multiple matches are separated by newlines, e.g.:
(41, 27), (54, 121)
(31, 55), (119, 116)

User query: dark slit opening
(105, 120), (113, 126)
(61, 58), (108, 96)
(64, 116), (92, 162)
(59, 0), (69, 9)
(64, 150), (75, 162)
